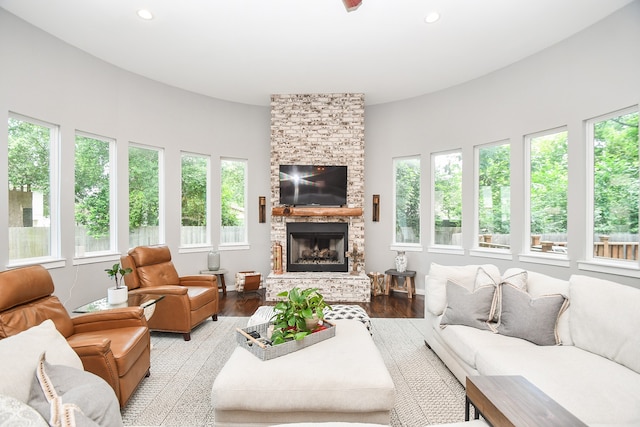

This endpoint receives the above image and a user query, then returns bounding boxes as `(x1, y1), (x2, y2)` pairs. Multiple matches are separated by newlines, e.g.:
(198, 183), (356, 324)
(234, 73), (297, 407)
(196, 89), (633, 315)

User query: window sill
(7, 257), (66, 270)
(518, 253), (570, 268)
(469, 248), (513, 261)
(389, 244), (422, 252)
(577, 260), (640, 279)
(427, 246), (465, 256)
(73, 253), (121, 265)
(178, 245), (211, 254)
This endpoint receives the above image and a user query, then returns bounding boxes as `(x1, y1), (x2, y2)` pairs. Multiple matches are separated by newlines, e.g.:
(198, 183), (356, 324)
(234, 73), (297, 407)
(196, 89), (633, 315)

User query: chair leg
(212, 314), (218, 321)
(183, 332), (191, 341)
(145, 369), (151, 378)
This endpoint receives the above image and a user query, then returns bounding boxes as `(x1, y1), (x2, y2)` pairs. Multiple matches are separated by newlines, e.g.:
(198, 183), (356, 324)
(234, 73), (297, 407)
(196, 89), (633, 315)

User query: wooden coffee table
(465, 375), (587, 426)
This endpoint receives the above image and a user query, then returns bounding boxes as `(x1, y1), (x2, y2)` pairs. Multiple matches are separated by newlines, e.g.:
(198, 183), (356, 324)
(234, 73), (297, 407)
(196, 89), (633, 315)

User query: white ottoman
(211, 320), (395, 427)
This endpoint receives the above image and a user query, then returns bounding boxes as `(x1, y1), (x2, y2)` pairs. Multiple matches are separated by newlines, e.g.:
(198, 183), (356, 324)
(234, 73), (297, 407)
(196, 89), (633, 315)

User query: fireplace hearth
(286, 222), (348, 272)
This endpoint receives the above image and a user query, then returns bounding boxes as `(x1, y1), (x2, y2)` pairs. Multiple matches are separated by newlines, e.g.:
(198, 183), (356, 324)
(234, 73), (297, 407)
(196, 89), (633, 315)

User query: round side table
(199, 268), (228, 295)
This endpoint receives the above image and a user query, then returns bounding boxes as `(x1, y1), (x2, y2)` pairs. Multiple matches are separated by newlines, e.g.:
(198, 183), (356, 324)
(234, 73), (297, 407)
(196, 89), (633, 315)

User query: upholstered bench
(211, 320), (395, 426)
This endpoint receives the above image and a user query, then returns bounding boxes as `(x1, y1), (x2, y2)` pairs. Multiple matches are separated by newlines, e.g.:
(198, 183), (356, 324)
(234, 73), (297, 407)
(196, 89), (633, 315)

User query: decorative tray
(236, 320), (336, 361)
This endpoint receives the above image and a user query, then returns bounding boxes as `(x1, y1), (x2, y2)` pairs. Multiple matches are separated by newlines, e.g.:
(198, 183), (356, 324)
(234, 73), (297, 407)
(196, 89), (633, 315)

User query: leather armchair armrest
(67, 335), (111, 356)
(179, 275), (217, 287)
(72, 306), (147, 333)
(129, 285), (188, 296)
(66, 335), (120, 398)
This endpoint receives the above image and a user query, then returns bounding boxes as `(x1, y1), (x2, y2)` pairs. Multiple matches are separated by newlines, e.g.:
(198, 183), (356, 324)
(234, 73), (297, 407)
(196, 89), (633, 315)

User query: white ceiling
(0, 0), (634, 106)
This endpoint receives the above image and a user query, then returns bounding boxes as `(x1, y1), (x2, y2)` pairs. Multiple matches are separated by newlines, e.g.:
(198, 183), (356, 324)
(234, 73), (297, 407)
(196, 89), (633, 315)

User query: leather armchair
(121, 245), (218, 341)
(0, 265), (151, 408)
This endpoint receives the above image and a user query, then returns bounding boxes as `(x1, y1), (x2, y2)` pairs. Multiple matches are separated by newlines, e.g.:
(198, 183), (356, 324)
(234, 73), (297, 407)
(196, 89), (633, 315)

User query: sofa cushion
(475, 344), (640, 424)
(0, 394), (48, 427)
(28, 354), (123, 427)
(438, 322), (532, 369)
(0, 319), (83, 403)
(569, 275), (640, 374)
(497, 284), (566, 346)
(440, 280), (496, 331)
(425, 263), (500, 316)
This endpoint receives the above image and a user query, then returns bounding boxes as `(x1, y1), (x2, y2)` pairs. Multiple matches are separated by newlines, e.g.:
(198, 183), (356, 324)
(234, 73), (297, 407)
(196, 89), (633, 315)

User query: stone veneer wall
(270, 93), (365, 272)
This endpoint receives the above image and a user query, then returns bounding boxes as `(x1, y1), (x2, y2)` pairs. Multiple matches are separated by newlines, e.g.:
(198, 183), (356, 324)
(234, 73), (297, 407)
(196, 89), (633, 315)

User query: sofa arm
(129, 285), (188, 296)
(72, 306), (147, 333)
(179, 275), (217, 288)
(66, 335), (120, 398)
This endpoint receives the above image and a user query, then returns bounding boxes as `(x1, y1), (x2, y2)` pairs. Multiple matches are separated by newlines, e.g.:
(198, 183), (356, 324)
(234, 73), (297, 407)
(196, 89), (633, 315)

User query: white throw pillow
(569, 275), (640, 374)
(0, 319), (83, 403)
(425, 263), (500, 316)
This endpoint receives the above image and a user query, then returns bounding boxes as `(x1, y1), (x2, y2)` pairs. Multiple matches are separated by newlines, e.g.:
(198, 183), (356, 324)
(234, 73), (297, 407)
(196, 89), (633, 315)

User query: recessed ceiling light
(137, 9), (154, 20)
(424, 12), (440, 24)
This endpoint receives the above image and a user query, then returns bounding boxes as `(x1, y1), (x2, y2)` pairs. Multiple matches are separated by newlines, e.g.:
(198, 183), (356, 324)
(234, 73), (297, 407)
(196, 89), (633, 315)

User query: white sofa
(423, 263), (640, 426)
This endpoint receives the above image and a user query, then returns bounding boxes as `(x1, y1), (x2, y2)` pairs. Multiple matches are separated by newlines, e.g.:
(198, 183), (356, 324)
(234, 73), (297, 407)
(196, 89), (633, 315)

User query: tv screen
(279, 165), (347, 206)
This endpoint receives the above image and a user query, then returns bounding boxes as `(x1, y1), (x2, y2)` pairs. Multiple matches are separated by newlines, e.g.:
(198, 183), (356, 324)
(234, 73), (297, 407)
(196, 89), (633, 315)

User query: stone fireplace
(266, 93), (369, 302)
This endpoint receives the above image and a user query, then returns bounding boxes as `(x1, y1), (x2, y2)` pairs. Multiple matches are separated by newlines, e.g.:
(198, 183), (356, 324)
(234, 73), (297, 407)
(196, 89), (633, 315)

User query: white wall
(1, 2), (639, 310)
(0, 9), (272, 310)
(364, 1), (640, 291)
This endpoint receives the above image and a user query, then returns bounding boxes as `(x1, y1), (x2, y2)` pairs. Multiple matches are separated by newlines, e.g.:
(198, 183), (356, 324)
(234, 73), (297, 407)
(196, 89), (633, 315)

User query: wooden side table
(384, 269), (416, 299)
(199, 268), (228, 295)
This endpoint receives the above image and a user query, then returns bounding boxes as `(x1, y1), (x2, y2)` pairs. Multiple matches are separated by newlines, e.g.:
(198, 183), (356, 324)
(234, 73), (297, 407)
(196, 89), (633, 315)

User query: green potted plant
(105, 263), (132, 304)
(270, 287), (332, 345)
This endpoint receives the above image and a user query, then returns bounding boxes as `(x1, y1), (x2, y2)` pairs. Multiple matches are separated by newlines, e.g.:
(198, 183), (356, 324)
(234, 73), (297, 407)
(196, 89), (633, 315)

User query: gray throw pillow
(440, 280), (496, 331)
(498, 284), (566, 346)
(28, 354), (123, 427)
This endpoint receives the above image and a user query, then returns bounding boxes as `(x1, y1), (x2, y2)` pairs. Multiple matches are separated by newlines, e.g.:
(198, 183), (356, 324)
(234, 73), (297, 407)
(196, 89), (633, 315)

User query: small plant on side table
(270, 287), (332, 345)
(105, 263), (132, 289)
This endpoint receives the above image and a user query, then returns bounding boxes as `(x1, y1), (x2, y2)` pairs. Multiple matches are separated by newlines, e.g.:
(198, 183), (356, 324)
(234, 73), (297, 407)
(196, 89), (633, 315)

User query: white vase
(395, 251), (407, 272)
(107, 286), (128, 305)
(207, 250), (220, 271)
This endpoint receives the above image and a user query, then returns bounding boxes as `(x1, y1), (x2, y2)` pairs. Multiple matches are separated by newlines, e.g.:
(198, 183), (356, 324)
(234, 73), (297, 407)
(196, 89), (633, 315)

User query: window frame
(73, 130), (117, 259)
(580, 105), (640, 274)
(391, 155), (422, 251)
(180, 151), (211, 249)
(429, 149), (463, 254)
(127, 142), (165, 249)
(7, 112), (62, 267)
(219, 157), (249, 249)
(471, 140), (512, 260)
(520, 126), (569, 267)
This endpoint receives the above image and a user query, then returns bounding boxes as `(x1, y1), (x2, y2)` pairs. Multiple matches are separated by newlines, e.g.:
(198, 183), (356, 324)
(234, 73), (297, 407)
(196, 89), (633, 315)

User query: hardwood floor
(217, 289), (424, 318)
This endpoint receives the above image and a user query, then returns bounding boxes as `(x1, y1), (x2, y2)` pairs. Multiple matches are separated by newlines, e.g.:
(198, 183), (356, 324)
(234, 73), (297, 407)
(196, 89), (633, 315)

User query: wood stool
(384, 269), (416, 299)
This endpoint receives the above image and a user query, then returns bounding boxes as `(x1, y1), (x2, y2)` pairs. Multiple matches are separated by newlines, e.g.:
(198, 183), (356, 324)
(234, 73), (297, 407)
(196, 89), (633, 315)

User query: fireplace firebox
(286, 222), (348, 272)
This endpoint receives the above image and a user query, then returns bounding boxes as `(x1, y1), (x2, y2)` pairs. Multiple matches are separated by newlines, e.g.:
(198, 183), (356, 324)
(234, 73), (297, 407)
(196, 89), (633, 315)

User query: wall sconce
(372, 194), (380, 222)
(259, 196), (266, 223)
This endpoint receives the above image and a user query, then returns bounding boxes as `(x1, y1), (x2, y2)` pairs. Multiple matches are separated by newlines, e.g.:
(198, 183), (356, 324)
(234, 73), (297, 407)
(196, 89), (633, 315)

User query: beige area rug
(121, 317), (465, 426)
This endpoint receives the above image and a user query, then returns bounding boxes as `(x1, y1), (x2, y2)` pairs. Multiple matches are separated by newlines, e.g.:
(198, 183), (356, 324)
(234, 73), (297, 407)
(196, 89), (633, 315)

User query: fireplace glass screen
(286, 222), (348, 272)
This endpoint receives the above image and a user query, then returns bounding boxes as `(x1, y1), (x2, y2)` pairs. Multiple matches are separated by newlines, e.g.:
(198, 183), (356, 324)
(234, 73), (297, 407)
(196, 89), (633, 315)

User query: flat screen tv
(279, 165), (347, 206)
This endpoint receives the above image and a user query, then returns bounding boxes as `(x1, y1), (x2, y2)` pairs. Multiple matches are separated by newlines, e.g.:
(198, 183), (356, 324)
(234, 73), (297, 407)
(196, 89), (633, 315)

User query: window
(128, 144), (163, 248)
(393, 156), (420, 245)
(181, 152), (210, 247)
(476, 142), (511, 250)
(525, 128), (568, 255)
(432, 151), (462, 247)
(7, 113), (59, 263)
(587, 107), (639, 264)
(74, 132), (115, 257)
(220, 158), (247, 245)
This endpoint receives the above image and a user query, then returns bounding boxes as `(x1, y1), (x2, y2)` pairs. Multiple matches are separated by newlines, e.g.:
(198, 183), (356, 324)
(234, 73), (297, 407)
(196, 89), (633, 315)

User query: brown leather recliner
(121, 245), (218, 341)
(0, 265), (151, 408)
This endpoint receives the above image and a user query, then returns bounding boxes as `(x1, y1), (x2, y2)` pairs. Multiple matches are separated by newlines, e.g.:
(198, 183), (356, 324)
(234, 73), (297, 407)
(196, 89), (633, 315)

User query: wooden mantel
(271, 206), (363, 217)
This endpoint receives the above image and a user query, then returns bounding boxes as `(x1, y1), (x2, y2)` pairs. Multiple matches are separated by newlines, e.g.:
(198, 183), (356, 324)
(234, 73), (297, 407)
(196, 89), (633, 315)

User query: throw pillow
(0, 394), (48, 427)
(498, 284), (567, 346)
(440, 280), (497, 331)
(28, 354), (123, 427)
(426, 263), (500, 316)
(0, 319), (83, 403)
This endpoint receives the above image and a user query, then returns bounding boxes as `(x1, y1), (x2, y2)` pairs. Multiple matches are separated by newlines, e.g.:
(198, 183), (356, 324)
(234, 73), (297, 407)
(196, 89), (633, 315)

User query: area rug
(121, 317), (465, 426)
